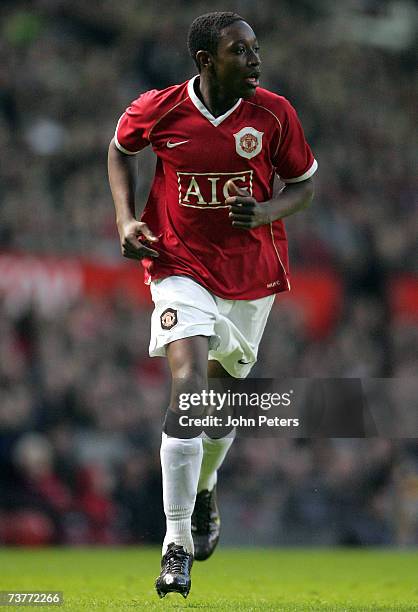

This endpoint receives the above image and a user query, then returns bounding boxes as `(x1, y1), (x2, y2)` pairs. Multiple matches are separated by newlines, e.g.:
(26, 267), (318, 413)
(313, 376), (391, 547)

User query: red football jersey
(115, 76), (317, 300)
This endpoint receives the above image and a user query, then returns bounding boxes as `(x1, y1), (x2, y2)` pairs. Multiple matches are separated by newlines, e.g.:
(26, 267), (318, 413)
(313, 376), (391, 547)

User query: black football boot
(191, 487), (221, 561)
(155, 542), (193, 599)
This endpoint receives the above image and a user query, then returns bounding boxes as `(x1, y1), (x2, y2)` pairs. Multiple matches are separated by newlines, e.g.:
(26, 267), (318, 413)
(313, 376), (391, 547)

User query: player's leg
(150, 276), (219, 597)
(156, 335), (209, 598)
(198, 296), (274, 500)
(161, 336), (208, 555)
(198, 359), (234, 493)
(198, 361), (234, 485)
(192, 359), (234, 561)
(192, 294), (276, 560)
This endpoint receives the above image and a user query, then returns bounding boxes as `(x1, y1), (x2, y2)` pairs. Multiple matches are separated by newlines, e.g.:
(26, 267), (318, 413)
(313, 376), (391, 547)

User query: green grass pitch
(0, 548), (416, 610)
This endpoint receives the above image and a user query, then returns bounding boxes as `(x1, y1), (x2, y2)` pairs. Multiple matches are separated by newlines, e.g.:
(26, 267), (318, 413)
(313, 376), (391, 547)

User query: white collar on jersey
(187, 75), (242, 127)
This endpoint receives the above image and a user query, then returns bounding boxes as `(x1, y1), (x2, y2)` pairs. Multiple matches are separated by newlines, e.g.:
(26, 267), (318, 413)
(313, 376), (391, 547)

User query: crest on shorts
(234, 127), (263, 159)
(160, 308), (178, 330)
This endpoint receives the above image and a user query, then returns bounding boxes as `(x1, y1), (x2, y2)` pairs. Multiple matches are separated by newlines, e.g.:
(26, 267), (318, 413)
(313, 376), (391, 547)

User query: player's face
(212, 21), (261, 99)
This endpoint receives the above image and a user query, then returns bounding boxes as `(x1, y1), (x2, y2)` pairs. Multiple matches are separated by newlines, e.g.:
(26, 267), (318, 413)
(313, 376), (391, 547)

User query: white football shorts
(149, 275), (275, 378)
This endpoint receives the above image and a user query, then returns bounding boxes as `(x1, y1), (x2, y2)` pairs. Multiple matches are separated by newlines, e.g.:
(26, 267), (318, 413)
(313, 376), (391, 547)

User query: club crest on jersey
(160, 308), (177, 330)
(234, 127), (263, 159)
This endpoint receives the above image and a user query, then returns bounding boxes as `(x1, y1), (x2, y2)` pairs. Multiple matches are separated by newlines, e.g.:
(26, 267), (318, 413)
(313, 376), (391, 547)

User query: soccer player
(108, 11), (317, 598)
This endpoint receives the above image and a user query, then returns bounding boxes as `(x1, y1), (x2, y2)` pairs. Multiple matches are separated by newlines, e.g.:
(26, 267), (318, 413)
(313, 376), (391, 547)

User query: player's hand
(117, 219), (159, 260)
(225, 180), (270, 229)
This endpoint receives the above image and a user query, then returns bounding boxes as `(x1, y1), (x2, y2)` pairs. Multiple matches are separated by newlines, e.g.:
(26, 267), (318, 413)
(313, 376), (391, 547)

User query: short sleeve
(273, 100), (318, 183)
(114, 90), (157, 155)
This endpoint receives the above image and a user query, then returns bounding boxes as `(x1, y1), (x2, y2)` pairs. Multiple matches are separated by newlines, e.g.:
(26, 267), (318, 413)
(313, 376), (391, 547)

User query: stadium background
(0, 0), (417, 549)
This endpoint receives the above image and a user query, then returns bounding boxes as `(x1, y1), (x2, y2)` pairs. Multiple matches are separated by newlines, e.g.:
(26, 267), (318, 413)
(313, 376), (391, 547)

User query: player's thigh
(208, 295), (275, 379)
(167, 335), (209, 379)
(227, 294), (275, 349)
(149, 275), (217, 359)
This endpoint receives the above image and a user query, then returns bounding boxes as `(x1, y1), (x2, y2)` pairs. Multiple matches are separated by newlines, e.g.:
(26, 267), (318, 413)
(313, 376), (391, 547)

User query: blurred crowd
(0, 1), (416, 267)
(0, 295), (417, 546)
(0, 1), (417, 545)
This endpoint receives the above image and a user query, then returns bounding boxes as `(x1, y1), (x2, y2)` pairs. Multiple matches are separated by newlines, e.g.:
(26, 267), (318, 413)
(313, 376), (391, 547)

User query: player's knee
(172, 361), (207, 384)
(171, 367), (207, 405)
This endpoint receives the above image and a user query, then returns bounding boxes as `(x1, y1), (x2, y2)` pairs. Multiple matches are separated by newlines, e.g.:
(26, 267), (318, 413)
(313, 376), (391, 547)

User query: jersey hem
(146, 269), (290, 301)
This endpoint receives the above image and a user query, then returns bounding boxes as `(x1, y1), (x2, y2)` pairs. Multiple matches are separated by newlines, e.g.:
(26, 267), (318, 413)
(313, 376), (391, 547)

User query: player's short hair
(187, 12), (245, 71)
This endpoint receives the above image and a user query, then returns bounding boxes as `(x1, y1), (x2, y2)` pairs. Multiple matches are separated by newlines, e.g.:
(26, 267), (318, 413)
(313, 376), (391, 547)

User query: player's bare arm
(225, 178), (314, 230)
(107, 138), (159, 260)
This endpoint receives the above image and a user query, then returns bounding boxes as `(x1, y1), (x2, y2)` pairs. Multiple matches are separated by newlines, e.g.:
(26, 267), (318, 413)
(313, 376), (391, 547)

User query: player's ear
(196, 50), (212, 71)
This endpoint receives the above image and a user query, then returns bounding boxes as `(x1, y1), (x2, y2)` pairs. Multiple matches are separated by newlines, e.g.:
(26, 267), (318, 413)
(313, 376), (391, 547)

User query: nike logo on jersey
(167, 139), (189, 148)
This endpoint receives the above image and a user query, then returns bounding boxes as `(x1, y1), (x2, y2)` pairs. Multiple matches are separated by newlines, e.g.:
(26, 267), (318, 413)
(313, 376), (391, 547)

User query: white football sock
(160, 432), (203, 556)
(197, 433), (234, 493)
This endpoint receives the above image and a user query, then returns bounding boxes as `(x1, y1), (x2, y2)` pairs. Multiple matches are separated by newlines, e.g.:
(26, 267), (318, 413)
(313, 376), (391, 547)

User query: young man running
(108, 11), (317, 599)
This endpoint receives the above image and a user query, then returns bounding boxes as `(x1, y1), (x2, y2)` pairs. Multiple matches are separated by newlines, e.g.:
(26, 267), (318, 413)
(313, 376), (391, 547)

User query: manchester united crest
(160, 308), (178, 330)
(234, 127), (263, 159)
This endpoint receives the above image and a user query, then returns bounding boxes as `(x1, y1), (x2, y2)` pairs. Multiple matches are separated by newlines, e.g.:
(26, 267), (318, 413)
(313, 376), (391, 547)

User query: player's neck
(195, 75), (239, 118)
